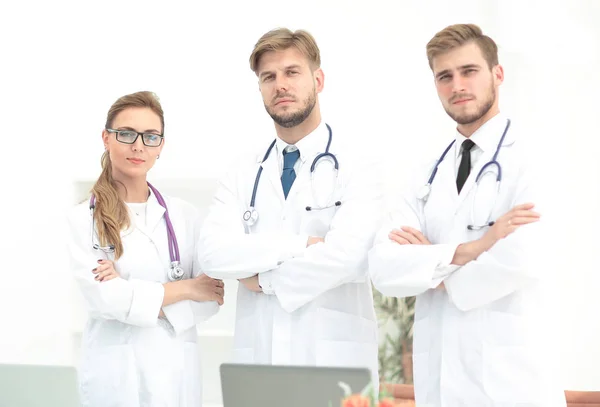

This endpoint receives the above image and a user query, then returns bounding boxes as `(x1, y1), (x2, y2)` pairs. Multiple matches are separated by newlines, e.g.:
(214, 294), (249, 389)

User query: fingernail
(94, 275), (99, 280)
(97, 260), (103, 263)
(92, 268), (97, 272)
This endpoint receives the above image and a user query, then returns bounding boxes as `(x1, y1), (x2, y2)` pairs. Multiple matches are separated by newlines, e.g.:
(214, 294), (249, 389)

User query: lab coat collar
(452, 113), (515, 207)
(261, 121), (329, 204)
(275, 120), (329, 166)
(453, 112), (513, 160)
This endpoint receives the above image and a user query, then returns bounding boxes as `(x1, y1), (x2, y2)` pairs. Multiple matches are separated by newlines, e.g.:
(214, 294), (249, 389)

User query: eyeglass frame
(106, 128), (165, 147)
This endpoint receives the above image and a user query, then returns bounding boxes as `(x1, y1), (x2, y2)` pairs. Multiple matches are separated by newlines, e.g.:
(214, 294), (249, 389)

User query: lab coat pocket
(300, 206), (338, 237)
(411, 352), (432, 404)
(315, 308), (377, 368)
(232, 316), (255, 363)
(487, 311), (526, 347)
(316, 340), (378, 371)
(182, 342), (202, 407)
(79, 345), (138, 406)
(315, 308), (377, 343)
(482, 344), (543, 404)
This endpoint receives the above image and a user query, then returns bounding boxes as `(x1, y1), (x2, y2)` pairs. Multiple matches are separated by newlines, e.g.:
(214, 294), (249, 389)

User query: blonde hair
(249, 28), (321, 74)
(426, 24), (498, 70)
(91, 91), (164, 259)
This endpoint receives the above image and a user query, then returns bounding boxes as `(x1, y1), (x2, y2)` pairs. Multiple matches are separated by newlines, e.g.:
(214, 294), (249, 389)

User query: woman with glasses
(67, 91), (224, 406)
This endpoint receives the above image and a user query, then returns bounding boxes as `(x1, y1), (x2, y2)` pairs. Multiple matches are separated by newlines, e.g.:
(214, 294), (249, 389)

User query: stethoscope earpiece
(305, 201), (341, 212)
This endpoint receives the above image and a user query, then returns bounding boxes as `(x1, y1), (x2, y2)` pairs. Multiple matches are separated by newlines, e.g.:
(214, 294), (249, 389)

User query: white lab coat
(67, 189), (219, 407)
(369, 115), (566, 407)
(198, 122), (382, 388)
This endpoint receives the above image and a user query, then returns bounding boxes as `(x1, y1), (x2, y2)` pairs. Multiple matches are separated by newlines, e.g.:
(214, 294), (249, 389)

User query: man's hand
(307, 236), (325, 247)
(186, 274), (225, 305)
(388, 226), (431, 245)
(452, 203), (541, 266)
(238, 275), (262, 293)
(484, 202), (540, 243)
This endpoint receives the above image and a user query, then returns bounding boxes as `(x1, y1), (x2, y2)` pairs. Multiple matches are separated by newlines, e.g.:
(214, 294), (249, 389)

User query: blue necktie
(281, 149), (300, 199)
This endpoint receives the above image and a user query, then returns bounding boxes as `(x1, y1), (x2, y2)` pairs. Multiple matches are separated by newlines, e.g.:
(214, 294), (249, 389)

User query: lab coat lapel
(433, 149), (459, 206)
(261, 152), (286, 205)
(285, 154), (312, 202)
(455, 145), (495, 208)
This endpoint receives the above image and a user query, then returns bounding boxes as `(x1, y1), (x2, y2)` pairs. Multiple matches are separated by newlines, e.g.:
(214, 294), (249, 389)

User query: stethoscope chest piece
(417, 184), (431, 201)
(169, 261), (185, 281)
(243, 208), (259, 227)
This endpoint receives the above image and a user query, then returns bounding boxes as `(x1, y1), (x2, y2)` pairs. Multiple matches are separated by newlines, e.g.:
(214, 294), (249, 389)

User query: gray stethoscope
(89, 182), (185, 281)
(243, 123), (341, 227)
(418, 119), (511, 230)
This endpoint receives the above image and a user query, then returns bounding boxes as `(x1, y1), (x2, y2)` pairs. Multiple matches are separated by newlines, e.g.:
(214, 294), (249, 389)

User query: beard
(265, 89), (317, 128)
(445, 83), (496, 125)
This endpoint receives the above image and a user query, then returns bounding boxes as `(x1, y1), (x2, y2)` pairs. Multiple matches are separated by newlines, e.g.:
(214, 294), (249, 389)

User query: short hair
(249, 28), (321, 74)
(426, 24), (499, 70)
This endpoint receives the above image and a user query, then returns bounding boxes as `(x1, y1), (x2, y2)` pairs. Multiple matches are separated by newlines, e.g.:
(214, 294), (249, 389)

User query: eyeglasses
(106, 129), (164, 147)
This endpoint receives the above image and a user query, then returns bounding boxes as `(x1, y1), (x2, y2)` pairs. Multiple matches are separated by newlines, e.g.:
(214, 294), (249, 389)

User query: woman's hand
(92, 259), (120, 282)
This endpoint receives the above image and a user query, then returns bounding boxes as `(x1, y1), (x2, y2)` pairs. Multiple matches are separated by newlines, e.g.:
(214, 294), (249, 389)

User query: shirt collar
(275, 121), (328, 164)
(454, 112), (508, 159)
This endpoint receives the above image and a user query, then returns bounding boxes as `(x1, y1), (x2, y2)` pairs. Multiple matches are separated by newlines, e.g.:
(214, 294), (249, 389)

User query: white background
(0, 0), (599, 405)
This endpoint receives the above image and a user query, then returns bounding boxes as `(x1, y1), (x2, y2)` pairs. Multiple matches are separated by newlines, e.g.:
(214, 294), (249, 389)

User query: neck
(275, 107), (322, 145)
(112, 171), (149, 203)
(458, 107), (500, 138)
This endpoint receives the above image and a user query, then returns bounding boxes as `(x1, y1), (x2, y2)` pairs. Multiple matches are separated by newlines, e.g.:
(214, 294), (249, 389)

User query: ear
(154, 139), (165, 160)
(314, 68), (325, 93)
(492, 64), (504, 86)
(102, 129), (110, 150)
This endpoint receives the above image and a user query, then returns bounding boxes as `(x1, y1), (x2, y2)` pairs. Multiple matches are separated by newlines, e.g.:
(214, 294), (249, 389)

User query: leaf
(338, 381), (353, 397)
(373, 286), (416, 384)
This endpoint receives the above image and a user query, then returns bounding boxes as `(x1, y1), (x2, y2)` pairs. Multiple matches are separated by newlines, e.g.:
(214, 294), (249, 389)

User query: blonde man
(198, 28), (382, 387)
(368, 24), (566, 406)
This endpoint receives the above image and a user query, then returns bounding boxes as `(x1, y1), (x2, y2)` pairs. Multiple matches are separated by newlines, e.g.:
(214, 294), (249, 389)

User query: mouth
(452, 98), (473, 105)
(275, 98), (294, 105)
(127, 158), (145, 165)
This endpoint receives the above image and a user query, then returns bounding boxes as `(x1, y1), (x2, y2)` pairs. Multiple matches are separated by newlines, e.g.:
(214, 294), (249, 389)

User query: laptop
(0, 364), (80, 407)
(220, 363), (372, 407)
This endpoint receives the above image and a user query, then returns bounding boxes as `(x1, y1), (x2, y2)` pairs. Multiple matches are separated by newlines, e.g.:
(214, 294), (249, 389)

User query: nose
(274, 75), (289, 93)
(132, 135), (145, 151)
(451, 76), (467, 94)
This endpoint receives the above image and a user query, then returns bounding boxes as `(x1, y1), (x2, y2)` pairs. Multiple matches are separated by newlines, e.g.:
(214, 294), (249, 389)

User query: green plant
(373, 288), (416, 384)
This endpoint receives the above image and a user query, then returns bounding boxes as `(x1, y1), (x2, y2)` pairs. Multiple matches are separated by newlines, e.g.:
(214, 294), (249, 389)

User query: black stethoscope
(242, 123), (341, 227)
(417, 119), (511, 230)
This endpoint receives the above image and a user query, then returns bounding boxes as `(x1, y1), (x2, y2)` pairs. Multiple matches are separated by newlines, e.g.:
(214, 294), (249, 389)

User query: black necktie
(456, 139), (476, 194)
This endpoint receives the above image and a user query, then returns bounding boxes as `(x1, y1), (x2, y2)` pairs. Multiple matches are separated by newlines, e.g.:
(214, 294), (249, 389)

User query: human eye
(118, 131), (137, 141)
(143, 133), (162, 146)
